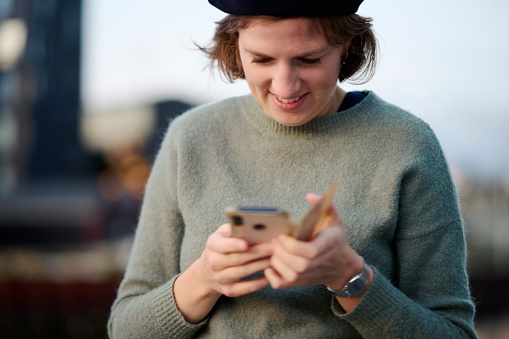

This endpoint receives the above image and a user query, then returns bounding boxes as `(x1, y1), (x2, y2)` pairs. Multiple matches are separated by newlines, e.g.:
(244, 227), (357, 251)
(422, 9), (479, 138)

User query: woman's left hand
(264, 193), (364, 291)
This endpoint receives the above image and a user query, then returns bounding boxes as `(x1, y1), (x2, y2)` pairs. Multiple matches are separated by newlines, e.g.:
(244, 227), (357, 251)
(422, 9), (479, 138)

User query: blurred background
(0, 0), (508, 338)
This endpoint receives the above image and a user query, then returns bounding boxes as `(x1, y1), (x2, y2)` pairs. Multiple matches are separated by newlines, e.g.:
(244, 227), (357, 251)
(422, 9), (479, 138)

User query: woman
(108, 0), (477, 337)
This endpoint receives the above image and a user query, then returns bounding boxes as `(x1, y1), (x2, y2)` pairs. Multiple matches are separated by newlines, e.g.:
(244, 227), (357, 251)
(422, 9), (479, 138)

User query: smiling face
(238, 17), (349, 126)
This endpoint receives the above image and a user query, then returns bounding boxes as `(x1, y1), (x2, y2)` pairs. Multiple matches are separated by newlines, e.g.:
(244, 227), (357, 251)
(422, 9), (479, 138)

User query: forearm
(108, 275), (206, 339)
(335, 267), (477, 339)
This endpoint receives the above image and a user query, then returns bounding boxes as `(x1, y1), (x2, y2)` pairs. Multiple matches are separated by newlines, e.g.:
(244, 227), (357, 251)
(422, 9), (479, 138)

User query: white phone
(226, 207), (292, 245)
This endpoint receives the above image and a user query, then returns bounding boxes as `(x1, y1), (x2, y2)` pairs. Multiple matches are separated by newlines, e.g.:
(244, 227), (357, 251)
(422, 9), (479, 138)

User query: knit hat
(208, 0), (363, 17)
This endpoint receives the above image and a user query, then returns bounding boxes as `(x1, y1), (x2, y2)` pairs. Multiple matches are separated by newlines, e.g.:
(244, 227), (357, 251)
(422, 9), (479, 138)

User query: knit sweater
(108, 91), (477, 338)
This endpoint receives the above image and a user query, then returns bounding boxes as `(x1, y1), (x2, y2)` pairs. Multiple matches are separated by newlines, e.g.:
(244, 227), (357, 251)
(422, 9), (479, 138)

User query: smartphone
(226, 207), (293, 245)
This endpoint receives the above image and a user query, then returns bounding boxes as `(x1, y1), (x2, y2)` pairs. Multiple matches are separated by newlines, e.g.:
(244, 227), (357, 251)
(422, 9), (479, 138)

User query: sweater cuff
(150, 275), (208, 337)
(331, 266), (405, 331)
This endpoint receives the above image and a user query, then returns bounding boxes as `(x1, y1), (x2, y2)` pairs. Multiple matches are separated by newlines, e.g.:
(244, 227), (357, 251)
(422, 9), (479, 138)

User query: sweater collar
(238, 91), (381, 138)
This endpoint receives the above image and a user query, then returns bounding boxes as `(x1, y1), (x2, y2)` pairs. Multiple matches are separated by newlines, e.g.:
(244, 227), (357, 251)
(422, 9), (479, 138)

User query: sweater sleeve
(107, 121), (208, 338)
(333, 125), (477, 338)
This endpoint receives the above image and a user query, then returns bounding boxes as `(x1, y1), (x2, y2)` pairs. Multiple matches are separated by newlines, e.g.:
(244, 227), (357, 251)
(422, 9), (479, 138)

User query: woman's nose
(271, 63), (301, 98)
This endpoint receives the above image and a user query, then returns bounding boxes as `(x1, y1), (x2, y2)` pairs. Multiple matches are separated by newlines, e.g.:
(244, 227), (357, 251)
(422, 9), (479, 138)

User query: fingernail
(308, 193), (321, 200)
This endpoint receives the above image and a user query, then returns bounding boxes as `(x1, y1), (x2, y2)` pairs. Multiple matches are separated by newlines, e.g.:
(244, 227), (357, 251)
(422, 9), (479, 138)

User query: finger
(222, 241), (273, 267)
(264, 266), (301, 289)
(208, 240), (273, 272)
(272, 236), (314, 268)
(216, 223), (232, 235)
(230, 257), (272, 280)
(274, 234), (321, 260)
(306, 193), (344, 226)
(221, 275), (270, 297)
(216, 257), (272, 285)
(270, 250), (306, 283)
(208, 225), (249, 254)
(269, 233), (343, 288)
(268, 238), (316, 285)
(326, 205), (344, 228)
(263, 267), (285, 288)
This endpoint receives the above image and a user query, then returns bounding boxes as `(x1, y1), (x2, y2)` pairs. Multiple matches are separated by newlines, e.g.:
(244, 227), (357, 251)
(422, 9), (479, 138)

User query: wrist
(173, 257), (222, 324)
(326, 253), (365, 291)
(176, 257), (222, 305)
(190, 255), (223, 299)
(326, 256), (370, 298)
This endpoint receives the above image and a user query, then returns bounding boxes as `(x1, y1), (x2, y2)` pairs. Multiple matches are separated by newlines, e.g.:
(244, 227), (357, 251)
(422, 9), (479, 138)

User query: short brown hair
(199, 14), (378, 84)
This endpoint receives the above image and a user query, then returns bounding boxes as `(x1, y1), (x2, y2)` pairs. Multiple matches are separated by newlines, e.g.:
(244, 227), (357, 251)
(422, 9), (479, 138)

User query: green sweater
(108, 91), (477, 338)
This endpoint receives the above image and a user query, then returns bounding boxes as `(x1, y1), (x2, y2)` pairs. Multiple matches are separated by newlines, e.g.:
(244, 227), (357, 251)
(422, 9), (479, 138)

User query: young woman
(108, 1), (477, 337)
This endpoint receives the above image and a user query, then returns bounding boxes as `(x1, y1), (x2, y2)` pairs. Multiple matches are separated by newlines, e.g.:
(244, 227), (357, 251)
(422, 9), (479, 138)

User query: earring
(342, 52), (349, 65)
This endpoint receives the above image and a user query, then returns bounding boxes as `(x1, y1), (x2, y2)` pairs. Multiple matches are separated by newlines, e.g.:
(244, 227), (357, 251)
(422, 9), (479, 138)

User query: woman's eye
(250, 57), (321, 64)
(252, 58), (271, 64)
(301, 58), (321, 64)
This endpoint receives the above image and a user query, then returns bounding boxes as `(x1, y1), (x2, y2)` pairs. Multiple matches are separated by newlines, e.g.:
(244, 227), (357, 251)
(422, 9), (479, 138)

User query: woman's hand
(264, 193), (364, 291)
(199, 223), (273, 297)
(174, 223), (272, 323)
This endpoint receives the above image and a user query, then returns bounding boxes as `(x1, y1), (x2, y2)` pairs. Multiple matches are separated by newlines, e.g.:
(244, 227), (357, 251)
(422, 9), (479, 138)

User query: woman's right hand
(174, 223), (273, 323)
(199, 223), (273, 297)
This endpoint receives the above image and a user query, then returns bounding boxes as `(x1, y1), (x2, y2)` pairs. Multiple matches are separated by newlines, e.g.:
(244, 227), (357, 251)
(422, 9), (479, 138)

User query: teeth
(277, 96), (301, 104)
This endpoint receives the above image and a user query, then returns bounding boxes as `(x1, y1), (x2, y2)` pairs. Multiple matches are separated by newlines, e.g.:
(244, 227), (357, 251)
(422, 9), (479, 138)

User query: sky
(81, 0), (509, 180)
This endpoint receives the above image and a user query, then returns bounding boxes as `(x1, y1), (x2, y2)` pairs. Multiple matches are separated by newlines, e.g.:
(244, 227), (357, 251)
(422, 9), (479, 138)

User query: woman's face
(238, 17), (348, 127)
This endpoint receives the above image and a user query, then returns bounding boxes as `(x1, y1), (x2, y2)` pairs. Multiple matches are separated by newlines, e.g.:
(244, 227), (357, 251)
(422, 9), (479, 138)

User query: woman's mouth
(271, 93), (306, 110)
(276, 95), (302, 104)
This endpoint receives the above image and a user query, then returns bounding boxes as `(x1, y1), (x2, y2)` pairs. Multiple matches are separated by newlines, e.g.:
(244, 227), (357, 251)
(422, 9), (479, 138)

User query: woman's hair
(199, 14), (378, 84)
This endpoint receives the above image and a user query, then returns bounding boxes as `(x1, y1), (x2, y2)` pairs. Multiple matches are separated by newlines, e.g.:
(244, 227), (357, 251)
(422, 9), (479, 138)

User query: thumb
(306, 193), (322, 206)
(328, 204), (344, 228)
(306, 193), (344, 228)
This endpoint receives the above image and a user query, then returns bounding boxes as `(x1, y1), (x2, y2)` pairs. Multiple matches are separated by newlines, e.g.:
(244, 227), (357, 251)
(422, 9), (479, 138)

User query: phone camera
(232, 216), (243, 225)
(253, 224), (267, 231)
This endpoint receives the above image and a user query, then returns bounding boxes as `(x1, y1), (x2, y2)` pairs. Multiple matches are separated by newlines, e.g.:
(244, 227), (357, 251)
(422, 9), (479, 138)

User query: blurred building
(0, 0), (92, 192)
(0, 0), (106, 246)
(0, 1), (193, 336)
(0, 0), (193, 236)
(0, 0), (28, 193)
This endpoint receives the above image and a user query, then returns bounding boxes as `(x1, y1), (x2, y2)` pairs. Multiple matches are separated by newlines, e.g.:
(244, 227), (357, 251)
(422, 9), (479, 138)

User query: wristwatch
(326, 258), (370, 297)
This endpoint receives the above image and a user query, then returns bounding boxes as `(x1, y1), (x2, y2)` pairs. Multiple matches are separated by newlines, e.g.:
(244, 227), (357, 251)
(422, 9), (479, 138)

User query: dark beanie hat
(208, 0), (363, 17)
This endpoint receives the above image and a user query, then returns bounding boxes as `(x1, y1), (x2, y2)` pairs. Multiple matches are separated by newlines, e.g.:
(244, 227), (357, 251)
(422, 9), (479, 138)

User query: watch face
(348, 279), (366, 296)
(327, 260), (369, 297)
